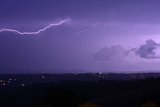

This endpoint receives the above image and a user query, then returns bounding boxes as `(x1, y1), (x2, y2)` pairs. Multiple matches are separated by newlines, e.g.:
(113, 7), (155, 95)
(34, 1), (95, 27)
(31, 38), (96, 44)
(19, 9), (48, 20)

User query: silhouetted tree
(38, 87), (75, 107)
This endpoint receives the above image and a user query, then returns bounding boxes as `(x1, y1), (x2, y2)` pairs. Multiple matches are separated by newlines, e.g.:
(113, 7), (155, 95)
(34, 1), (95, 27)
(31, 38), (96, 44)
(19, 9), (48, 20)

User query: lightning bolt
(131, 25), (138, 33)
(0, 19), (70, 35)
(76, 23), (99, 34)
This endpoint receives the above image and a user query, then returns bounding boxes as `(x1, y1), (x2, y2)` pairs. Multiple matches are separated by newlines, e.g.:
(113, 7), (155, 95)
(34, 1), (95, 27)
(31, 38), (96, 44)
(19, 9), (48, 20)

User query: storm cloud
(94, 39), (160, 62)
(136, 39), (160, 59)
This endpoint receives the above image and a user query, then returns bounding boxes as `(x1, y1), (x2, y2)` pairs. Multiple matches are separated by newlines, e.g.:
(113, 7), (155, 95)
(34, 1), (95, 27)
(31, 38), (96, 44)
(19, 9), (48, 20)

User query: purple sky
(1, 0), (160, 73)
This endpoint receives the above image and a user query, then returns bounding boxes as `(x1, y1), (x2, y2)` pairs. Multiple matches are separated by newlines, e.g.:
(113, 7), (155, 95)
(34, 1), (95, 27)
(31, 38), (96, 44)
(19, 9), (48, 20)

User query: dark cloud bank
(94, 39), (160, 61)
(136, 39), (160, 59)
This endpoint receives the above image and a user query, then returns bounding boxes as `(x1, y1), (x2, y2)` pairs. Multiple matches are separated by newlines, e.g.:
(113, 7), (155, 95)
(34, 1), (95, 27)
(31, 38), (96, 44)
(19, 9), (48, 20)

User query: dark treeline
(1, 78), (160, 107)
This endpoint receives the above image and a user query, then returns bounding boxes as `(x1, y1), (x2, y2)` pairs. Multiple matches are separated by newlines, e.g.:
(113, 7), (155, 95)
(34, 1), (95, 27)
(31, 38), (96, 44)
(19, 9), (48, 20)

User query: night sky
(1, 0), (160, 73)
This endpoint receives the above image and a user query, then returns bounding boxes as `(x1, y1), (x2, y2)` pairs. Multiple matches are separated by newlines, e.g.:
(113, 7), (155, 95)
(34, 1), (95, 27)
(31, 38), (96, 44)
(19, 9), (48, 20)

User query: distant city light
(22, 83), (25, 87)
(42, 76), (45, 79)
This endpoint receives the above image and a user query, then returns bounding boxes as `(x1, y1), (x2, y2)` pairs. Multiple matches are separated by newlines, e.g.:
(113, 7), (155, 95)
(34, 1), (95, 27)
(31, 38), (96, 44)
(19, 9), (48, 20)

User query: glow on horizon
(0, 19), (70, 35)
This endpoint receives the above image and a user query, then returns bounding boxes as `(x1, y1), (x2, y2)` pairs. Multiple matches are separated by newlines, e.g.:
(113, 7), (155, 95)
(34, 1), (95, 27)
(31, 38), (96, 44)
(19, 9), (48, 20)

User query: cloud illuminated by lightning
(0, 19), (70, 35)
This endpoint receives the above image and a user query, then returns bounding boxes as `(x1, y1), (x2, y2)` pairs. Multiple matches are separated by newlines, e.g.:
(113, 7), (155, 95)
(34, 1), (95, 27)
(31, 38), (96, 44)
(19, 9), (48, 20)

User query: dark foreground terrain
(0, 73), (160, 107)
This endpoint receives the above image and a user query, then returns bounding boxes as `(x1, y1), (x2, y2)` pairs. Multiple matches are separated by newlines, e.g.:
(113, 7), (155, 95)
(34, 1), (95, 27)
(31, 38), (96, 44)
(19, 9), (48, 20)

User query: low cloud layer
(94, 39), (160, 62)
